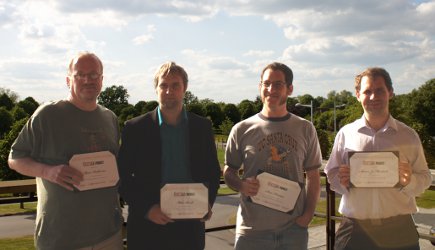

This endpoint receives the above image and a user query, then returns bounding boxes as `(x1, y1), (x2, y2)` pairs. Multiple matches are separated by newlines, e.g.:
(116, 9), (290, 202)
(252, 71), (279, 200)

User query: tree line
(1, 79), (434, 180)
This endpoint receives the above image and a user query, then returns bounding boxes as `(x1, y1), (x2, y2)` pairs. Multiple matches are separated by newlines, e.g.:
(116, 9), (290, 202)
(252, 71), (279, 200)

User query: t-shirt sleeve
(224, 124), (243, 170)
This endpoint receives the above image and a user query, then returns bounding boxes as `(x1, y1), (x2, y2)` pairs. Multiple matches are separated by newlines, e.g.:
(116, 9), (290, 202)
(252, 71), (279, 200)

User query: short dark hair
(260, 62), (293, 86)
(153, 61), (188, 89)
(355, 67), (393, 92)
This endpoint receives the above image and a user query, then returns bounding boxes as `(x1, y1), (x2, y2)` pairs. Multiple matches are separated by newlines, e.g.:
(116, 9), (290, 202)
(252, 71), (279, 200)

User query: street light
(295, 100), (313, 123)
(333, 101), (346, 133)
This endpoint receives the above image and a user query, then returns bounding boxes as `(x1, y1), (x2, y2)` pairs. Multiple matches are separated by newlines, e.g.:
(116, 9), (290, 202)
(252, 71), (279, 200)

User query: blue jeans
(235, 223), (308, 250)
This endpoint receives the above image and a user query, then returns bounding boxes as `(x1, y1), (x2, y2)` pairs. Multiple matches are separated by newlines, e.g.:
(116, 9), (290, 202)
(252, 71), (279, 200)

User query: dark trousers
(335, 214), (420, 250)
(126, 217), (205, 250)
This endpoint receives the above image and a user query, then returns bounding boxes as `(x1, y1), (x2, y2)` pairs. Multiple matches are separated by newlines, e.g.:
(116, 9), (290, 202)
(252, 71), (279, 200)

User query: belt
(346, 214), (410, 226)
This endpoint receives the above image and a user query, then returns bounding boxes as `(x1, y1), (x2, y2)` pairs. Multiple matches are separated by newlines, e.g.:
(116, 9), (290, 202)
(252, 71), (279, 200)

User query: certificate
(69, 151), (119, 191)
(349, 151), (399, 188)
(251, 172), (301, 213)
(160, 183), (208, 219)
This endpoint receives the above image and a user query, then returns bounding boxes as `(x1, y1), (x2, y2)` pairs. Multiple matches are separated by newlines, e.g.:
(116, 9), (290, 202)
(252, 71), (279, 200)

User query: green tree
(0, 107), (14, 138)
(118, 104), (136, 127)
(219, 117), (234, 135)
(238, 100), (256, 120)
(390, 94), (412, 124)
(0, 93), (14, 110)
(186, 103), (206, 117)
(11, 106), (28, 121)
(134, 101), (147, 115)
(295, 94), (315, 121)
(316, 128), (332, 160)
(339, 102), (363, 127)
(298, 94), (315, 106)
(98, 85), (129, 114)
(143, 101), (159, 113)
(0, 118), (29, 180)
(205, 103), (225, 128)
(17, 97), (39, 116)
(315, 111), (332, 131)
(408, 79), (435, 134)
(198, 98), (214, 107)
(253, 96), (263, 113)
(223, 103), (240, 124)
(409, 122), (435, 169)
(183, 91), (199, 105)
(0, 87), (19, 103)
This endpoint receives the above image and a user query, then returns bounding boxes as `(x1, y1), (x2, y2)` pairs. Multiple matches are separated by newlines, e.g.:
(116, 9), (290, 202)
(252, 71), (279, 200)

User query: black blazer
(117, 108), (221, 249)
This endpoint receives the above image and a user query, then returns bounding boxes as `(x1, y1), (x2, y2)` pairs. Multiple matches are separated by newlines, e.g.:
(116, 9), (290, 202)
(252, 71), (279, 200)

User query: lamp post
(333, 101), (346, 133)
(296, 100), (313, 123)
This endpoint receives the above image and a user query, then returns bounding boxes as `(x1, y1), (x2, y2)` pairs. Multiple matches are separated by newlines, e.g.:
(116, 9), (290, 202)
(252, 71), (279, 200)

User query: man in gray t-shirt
(224, 62), (322, 250)
(8, 52), (123, 250)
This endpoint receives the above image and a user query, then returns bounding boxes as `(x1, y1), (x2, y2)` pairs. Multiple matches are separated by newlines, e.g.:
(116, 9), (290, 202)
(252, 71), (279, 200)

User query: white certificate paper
(69, 151), (119, 191)
(349, 151), (399, 188)
(251, 172), (301, 213)
(160, 183), (208, 219)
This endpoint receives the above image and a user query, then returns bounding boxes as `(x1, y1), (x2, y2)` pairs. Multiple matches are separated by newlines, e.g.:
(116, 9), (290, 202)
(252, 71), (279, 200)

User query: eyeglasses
(72, 72), (102, 81)
(260, 81), (287, 89)
(158, 82), (183, 91)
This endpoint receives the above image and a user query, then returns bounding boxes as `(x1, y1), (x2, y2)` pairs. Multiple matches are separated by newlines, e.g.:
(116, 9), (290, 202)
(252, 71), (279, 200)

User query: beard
(160, 99), (183, 110)
(262, 94), (287, 106)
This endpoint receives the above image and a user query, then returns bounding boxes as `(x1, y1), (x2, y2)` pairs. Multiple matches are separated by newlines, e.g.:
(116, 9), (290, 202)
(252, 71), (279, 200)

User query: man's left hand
(295, 214), (312, 228)
(200, 205), (213, 222)
(399, 161), (412, 187)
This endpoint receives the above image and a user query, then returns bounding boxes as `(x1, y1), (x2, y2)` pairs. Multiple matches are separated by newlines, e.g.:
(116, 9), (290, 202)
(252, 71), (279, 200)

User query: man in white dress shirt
(325, 67), (432, 250)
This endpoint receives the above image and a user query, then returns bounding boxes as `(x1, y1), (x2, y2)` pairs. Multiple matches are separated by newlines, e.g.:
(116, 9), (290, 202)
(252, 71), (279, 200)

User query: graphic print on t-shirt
(80, 128), (108, 152)
(257, 131), (298, 179)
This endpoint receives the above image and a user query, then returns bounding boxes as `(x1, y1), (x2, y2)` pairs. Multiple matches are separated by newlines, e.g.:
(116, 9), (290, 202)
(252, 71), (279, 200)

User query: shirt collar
(157, 106), (188, 126)
(357, 114), (398, 132)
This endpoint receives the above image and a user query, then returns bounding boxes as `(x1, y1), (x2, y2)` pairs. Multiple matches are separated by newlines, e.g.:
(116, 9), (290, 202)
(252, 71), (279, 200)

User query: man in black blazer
(117, 62), (221, 250)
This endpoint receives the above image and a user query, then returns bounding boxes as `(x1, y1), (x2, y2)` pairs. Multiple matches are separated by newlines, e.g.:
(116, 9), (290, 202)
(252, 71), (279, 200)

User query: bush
(316, 128), (332, 160)
(0, 118), (29, 180)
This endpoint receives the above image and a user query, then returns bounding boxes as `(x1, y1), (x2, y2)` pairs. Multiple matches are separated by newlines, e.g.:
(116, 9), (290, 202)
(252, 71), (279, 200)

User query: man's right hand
(338, 164), (350, 188)
(43, 165), (83, 191)
(147, 204), (174, 225)
(239, 177), (260, 197)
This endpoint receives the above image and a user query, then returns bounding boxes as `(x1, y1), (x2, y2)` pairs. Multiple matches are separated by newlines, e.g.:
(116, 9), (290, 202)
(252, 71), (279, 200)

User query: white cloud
(416, 1), (435, 14)
(133, 34), (154, 45)
(1, 0), (434, 104)
(243, 50), (275, 57)
(132, 25), (156, 45)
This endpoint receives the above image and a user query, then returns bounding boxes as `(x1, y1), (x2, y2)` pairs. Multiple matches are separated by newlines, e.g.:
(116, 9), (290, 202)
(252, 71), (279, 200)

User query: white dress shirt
(325, 115), (432, 219)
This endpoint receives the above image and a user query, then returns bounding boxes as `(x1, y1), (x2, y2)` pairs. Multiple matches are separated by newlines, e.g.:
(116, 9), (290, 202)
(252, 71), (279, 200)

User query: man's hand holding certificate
(349, 151), (399, 188)
(69, 151), (119, 191)
(251, 172), (301, 213)
(160, 183), (209, 220)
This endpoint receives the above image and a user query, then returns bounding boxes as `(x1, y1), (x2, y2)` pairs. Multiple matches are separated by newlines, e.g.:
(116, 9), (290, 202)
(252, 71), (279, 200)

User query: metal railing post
(326, 176), (336, 250)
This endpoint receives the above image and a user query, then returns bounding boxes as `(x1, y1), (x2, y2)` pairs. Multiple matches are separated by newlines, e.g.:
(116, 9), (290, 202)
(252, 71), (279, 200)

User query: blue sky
(0, 0), (434, 105)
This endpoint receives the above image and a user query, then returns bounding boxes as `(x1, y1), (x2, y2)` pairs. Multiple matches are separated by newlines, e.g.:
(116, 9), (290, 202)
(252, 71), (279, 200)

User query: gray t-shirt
(9, 100), (123, 250)
(225, 113), (322, 234)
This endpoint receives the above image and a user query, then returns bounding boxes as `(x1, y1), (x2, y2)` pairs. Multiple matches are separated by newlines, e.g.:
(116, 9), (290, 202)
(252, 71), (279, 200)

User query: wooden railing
(0, 179), (37, 208)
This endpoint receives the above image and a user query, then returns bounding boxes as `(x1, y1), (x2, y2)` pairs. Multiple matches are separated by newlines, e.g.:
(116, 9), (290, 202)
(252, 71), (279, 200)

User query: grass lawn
(0, 236), (34, 250)
(0, 202), (37, 216)
(217, 148), (225, 169)
(416, 189), (435, 208)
